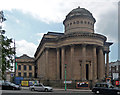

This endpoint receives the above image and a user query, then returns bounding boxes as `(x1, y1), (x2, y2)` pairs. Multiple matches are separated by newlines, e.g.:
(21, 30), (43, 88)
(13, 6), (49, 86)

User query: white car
(29, 83), (53, 92)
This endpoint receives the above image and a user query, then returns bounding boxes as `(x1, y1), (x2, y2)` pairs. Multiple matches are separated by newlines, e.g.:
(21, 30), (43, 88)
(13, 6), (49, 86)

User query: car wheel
(96, 91), (100, 94)
(31, 88), (35, 91)
(45, 88), (48, 92)
(117, 92), (120, 94)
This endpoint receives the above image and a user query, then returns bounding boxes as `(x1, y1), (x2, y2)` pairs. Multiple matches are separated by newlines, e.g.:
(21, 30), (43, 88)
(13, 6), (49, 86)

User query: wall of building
(65, 18), (94, 33)
(37, 51), (46, 79)
(16, 63), (34, 78)
(48, 48), (57, 80)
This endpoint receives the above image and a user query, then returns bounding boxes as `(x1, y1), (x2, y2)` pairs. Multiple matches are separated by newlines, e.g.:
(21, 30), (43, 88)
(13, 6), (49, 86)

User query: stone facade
(16, 54), (35, 79)
(34, 7), (113, 88)
(109, 60), (120, 80)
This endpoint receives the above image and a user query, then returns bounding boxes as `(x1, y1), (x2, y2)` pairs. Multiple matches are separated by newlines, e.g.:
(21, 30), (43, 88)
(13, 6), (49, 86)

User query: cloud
(36, 33), (44, 37)
(94, 3), (118, 43)
(0, 0), (119, 23)
(36, 33), (45, 43)
(1, 0), (118, 61)
(16, 40), (37, 57)
(16, 19), (20, 24)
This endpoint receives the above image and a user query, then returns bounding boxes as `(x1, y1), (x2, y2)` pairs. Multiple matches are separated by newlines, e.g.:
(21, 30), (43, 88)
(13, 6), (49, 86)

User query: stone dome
(63, 7), (96, 34)
(64, 7), (96, 23)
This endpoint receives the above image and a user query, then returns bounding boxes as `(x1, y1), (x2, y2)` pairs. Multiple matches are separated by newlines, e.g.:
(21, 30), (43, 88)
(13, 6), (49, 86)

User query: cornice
(57, 32), (107, 42)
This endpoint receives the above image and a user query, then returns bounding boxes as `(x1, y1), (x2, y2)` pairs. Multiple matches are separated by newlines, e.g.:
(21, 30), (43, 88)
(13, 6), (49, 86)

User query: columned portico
(34, 7), (113, 88)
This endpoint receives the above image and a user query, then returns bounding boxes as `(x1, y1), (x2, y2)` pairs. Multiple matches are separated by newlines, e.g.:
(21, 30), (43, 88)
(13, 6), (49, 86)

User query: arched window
(70, 22), (72, 25)
(84, 21), (87, 24)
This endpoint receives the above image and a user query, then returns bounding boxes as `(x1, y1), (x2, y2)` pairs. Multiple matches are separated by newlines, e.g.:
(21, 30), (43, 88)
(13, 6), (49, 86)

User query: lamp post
(65, 62), (67, 91)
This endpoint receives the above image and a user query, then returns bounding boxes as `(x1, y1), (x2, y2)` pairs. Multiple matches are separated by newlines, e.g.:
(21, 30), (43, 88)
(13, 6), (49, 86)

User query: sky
(0, 0), (119, 62)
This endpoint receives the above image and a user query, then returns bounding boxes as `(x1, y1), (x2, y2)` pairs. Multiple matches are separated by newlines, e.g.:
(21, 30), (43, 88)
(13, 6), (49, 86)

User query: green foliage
(1, 35), (15, 80)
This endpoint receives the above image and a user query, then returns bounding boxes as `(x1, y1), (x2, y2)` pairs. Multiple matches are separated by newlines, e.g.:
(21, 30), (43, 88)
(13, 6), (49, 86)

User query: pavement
(21, 87), (92, 92)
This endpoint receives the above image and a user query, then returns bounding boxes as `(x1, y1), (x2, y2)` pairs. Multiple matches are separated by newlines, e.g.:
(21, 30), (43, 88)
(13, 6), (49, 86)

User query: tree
(1, 35), (15, 80)
(0, 11), (15, 80)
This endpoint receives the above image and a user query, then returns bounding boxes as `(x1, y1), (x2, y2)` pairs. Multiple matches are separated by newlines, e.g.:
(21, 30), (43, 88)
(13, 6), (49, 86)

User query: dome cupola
(63, 7), (96, 34)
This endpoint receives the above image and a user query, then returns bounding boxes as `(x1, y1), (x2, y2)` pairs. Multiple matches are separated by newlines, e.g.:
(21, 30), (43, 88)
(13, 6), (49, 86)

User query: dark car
(1, 81), (21, 90)
(92, 82), (120, 95)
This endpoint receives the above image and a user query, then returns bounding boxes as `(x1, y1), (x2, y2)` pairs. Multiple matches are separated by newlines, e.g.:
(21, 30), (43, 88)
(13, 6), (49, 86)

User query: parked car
(29, 83), (53, 92)
(92, 82), (120, 95)
(1, 81), (21, 90)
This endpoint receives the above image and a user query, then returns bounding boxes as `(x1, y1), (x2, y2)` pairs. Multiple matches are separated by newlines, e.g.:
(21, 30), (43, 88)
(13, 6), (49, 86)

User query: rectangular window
(24, 72), (27, 77)
(29, 65), (32, 70)
(18, 72), (21, 77)
(18, 65), (21, 70)
(29, 73), (32, 77)
(24, 65), (26, 70)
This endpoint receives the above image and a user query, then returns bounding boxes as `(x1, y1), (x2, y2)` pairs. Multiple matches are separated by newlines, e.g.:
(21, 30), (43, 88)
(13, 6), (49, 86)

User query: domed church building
(34, 7), (113, 88)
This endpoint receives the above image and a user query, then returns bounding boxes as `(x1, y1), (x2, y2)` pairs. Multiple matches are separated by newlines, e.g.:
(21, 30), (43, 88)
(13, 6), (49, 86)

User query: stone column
(98, 47), (104, 80)
(79, 61), (82, 80)
(56, 48), (60, 80)
(82, 44), (86, 80)
(45, 48), (49, 80)
(89, 62), (92, 80)
(27, 65), (29, 76)
(21, 64), (23, 77)
(106, 52), (109, 77)
(70, 45), (74, 80)
(32, 65), (35, 77)
(61, 47), (65, 80)
(93, 46), (97, 80)
(103, 53), (105, 78)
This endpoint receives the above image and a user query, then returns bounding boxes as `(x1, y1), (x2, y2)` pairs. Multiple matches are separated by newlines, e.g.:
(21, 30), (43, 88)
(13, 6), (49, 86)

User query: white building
(109, 60), (120, 80)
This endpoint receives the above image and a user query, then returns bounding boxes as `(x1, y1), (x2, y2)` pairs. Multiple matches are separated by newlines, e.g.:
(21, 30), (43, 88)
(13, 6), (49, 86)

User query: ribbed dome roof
(64, 7), (96, 23)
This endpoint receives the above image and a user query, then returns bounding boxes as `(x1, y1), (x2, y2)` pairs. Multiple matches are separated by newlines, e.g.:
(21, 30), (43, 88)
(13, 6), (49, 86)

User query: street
(1, 89), (96, 95)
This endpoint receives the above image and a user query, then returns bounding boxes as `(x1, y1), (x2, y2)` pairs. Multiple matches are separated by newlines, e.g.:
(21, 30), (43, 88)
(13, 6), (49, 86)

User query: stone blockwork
(34, 7), (113, 88)
(16, 54), (35, 78)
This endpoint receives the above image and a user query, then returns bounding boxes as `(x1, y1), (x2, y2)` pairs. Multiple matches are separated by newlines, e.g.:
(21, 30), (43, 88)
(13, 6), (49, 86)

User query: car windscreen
(10, 83), (16, 86)
(95, 84), (100, 87)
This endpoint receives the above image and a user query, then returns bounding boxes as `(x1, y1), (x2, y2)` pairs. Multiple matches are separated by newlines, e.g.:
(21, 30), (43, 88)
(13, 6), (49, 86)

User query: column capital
(56, 48), (60, 51)
(81, 44), (87, 47)
(106, 51), (110, 53)
(98, 46), (104, 49)
(92, 45), (97, 48)
(61, 46), (66, 49)
(69, 44), (75, 47)
(45, 48), (49, 51)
